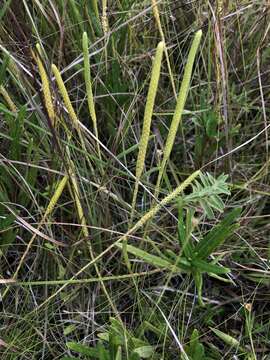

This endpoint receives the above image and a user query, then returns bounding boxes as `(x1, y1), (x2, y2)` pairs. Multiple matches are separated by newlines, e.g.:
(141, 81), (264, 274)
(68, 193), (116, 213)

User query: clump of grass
(154, 30), (202, 200)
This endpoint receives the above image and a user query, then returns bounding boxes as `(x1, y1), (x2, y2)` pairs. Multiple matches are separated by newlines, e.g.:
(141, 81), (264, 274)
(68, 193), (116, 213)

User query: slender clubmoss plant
(34, 44), (55, 126)
(130, 41), (164, 223)
(101, 0), (109, 35)
(0, 85), (17, 112)
(32, 170), (201, 311)
(154, 30), (202, 200)
(44, 175), (69, 218)
(51, 63), (90, 160)
(82, 31), (101, 160)
(124, 41), (164, 270)
(91, 0), (99, 20)
(51, 64), (80, 132)
(151, 0), (177, 99)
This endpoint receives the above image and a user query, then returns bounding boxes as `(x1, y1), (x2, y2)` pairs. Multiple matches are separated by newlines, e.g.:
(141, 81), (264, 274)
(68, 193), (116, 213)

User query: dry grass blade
(3, 203), (67, 247)
(0, 278), (16, 284)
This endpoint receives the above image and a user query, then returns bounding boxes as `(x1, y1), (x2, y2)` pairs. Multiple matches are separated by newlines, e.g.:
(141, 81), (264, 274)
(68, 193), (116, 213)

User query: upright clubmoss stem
(154, 30), (202, 201)
(130, 41), (164, 224)
(82, 31), (101, 160)
(34, 44), (55, 126)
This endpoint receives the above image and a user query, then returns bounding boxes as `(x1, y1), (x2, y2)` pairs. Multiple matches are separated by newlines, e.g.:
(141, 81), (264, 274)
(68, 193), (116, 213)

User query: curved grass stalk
(34, 44), (55, 126)
(154, 30), (202, 200)
(52, 64), (95, 179)
(52, 63), (90, 157)
(82, 31), (101, 160)
(0, 85), (17, 113)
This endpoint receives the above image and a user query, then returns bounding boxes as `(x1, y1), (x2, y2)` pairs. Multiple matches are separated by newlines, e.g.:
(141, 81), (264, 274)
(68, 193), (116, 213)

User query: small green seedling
(63, 317), (155, 360)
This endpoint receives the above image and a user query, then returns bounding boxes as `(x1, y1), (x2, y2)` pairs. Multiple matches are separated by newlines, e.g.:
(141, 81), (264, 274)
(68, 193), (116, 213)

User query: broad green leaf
(191, 259), (230, 275)
(118, 243), (192, 272)
(210, 328), (239, 348)
(133, 346), (154, 358)
(206, 111), (218, 138)
(186, 329), (206, 359)
(117, 243), (180, 271)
